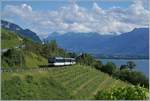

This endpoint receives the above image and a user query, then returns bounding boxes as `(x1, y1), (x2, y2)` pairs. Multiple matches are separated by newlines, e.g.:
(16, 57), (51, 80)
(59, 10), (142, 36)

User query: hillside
(1, 27), (129, 100)
(1, 28), (47, 69)
(1, 20), (41, 43)
(2, 64), (129, 100)
(1, 28), (23, 49)
(46, 28), (149, 57)
(2, 48), (47, 69)
(1, 23), (147, 100)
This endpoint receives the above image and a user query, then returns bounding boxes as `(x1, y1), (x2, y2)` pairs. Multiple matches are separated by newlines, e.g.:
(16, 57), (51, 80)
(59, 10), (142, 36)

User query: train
(48, 57), (76, 66)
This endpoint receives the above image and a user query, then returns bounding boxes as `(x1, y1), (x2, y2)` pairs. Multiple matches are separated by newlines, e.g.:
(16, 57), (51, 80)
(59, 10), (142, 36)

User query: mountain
(46, 28), (149, 58)
(99, 28), (149, 56)
(46, 32), (115, 53)
(1, 20), (41, 43)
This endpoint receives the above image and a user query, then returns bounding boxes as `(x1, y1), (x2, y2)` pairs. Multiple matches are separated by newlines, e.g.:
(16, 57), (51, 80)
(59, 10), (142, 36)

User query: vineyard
(2, 64), (129, 100)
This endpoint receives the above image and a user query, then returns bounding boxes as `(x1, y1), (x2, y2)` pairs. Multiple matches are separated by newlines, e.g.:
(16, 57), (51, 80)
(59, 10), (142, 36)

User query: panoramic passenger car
(48, 57), (76, 66)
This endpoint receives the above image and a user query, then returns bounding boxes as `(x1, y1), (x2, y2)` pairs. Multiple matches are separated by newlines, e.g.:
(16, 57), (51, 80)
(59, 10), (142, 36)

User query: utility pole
(20, 52), (22, 69)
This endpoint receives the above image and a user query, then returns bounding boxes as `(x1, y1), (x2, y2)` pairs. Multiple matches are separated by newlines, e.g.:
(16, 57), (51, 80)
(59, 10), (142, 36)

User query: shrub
(2, 49), (26, 69)
(25, 75), (34, 83)
(11, 75), (22, 85)
(95, 85), (149, 100)
(113, 69), (149, 88)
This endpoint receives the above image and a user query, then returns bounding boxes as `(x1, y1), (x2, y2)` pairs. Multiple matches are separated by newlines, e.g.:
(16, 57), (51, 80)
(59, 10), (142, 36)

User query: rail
(1, 66), (70, 73)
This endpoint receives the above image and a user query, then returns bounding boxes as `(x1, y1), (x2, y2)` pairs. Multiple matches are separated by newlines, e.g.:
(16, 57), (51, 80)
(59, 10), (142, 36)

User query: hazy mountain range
(46, 28), (149, 58)
(1, 20), (149, 58)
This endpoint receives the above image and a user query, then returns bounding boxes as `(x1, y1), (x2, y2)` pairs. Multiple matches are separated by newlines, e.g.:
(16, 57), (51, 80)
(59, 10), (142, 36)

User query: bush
(2, 49), (26, 69)
(25, 75), (33, 83)
(95, 85), (149, 100)
(113, 69), (149, 88)
(101, 62), (116, 75)
(11, 75), (22, 85)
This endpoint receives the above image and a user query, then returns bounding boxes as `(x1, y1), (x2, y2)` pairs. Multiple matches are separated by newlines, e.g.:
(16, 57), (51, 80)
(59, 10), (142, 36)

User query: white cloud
(93, 2), (104, 14)
(2, 1), (149, 39)
(21, 4), (32, 12)
(68, 22), (92, 32)
(3, 4), (32, 19)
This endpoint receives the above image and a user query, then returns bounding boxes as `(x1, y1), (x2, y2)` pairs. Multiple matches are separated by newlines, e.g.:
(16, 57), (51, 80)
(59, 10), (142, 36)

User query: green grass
(1, 28), (23, 49)
(1, 28), (48, 69)
(2, 74), (71, 100)
(2, 64), (130, 100)
(2, 50), (47, 69)
(24, 51), (47, 68)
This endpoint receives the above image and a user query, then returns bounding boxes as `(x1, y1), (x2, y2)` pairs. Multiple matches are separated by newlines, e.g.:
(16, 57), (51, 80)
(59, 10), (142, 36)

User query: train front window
(48, 58), (55, 63)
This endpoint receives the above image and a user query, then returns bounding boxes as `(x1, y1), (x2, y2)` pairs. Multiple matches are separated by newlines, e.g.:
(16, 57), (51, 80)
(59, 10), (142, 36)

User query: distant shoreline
(96, 58), (149, 60)
(92, 54), (149, 60)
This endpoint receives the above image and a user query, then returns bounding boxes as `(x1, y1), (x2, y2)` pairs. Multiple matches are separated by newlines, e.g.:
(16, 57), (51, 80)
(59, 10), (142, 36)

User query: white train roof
(49, 57), (75, 60)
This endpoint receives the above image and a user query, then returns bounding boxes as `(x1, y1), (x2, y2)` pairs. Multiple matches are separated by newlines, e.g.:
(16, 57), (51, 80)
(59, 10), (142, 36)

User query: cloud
(68, 22), (92, 33)
(3, 4), (32, 19)
(93, 2), (104, 14)
(2, 1), (149, 38)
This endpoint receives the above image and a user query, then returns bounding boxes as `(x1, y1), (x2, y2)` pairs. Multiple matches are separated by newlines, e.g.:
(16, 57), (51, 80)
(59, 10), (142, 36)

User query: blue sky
(1, 0), (149, 39)
(2, 0), (134, 10)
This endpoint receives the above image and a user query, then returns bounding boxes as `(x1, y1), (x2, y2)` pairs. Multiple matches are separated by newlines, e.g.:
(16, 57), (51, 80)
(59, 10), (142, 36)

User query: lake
(100, 59), (149, 77)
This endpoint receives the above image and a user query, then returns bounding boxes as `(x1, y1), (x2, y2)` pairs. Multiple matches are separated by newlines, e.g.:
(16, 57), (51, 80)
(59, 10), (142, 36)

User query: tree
(40, 40), (59, 58)
(93, 60), (103, 70)
(49, 40), (58, 52)
(120, 65), (128, 70)
(68, 52), (77, 58)
(101, 62), (116, 75)
(127, 61), (136, 70)
(76, 53), (95, 66)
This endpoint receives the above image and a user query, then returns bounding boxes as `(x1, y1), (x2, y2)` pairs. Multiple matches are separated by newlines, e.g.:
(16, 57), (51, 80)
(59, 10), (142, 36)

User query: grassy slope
(1, 28), (47, 69)
(1, 28), (22, 49)
(24, 51), (47, 68)
(1, 28), (130, 100)
(2, 64), (130, 100)
(2, 51), (47, 69)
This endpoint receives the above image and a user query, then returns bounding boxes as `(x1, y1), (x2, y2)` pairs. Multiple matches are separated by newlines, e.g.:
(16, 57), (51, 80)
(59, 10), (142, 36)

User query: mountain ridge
(46, 28), (149, 57)
(1, 20), (42, 43)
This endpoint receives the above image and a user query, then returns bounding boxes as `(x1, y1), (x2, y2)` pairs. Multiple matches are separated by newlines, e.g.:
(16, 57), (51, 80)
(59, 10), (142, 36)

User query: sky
(1, 0), (150, 39)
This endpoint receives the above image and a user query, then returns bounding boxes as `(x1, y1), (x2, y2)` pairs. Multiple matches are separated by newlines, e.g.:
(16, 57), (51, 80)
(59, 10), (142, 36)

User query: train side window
(56, 59), (64, 62)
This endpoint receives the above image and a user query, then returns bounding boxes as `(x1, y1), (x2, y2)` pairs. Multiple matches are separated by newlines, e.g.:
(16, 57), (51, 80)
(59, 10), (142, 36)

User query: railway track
(1, 66), (69, 73)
